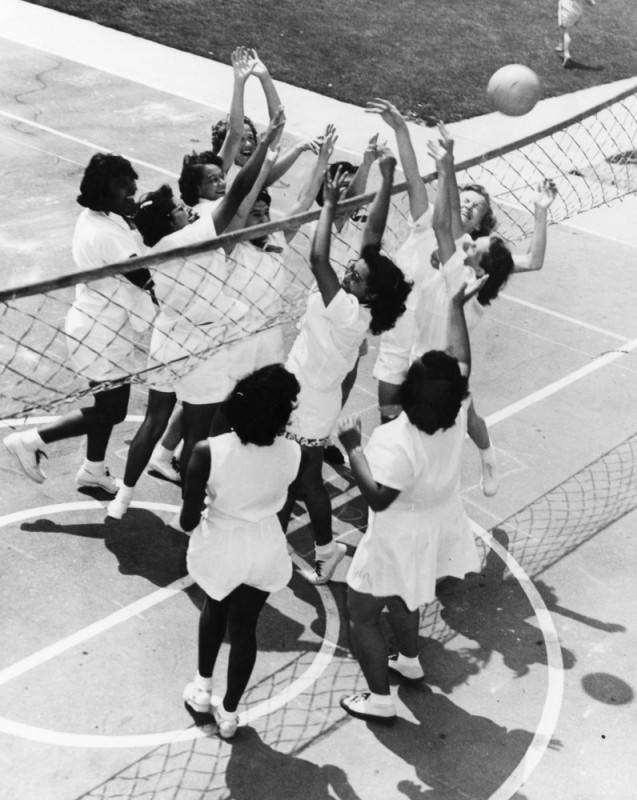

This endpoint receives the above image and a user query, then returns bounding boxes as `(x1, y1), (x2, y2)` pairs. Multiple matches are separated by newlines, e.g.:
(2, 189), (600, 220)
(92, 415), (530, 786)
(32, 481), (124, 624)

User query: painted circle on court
(0, 501), (340, 748)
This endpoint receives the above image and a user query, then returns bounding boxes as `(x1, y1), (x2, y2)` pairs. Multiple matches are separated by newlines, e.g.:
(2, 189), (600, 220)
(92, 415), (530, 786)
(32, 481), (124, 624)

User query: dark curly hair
(211, 115), (258, 156)
(360, 245), (412, 335)
(227, 363), (300, 446)
(460, 183), (497, 238)
(315, 161), (357, 207)
(77, 153), (138, 212)
(476, 237), (514, 306)
(178, 152), (224, 207)
(400, 351), (468, 435)
(133, 184), (177, 247)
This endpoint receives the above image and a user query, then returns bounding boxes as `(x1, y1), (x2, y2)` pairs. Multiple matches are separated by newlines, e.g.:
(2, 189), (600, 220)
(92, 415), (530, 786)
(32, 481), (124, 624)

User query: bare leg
(347, 588), (391, 695)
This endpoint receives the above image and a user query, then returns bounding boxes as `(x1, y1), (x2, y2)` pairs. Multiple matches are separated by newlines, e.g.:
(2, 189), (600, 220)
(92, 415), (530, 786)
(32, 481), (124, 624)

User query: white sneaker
(183, 681), (212, 714)
(106, 493), (131, 520)
(388, 654), (425, 681)
(480, 454), (499, 497)
(301, 542), (347, 585)
(76, 465), (119, 494)
(213, 703), (239, 739)
(340, 693), (396, 723)
(4, 432), (47, 483)
(148, 455), (181, 483)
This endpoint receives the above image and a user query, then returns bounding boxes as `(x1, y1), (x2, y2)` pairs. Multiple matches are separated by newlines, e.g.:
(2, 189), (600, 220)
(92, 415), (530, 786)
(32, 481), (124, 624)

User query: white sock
(116, 485), (134, 502)
(83, 459), (105, 475)
(153, 444), (174, 463)
(23, 428), (46, 450)
(369, 691), (393, 706)
(315, 542), (335, 560)
(480, 445), (496, 465)
(194, 672), (212, 692)
(218, 701), (237, 718)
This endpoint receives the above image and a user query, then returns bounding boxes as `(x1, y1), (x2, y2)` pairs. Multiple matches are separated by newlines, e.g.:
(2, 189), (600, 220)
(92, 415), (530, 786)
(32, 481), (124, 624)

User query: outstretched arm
(212, 107), (285, 234)
(366, 98), (429, 221)
(223, 144), (280, 245)
(336, 416), (400, 512)
(248, 49), (283, 120)
(284, 125), (338, 241)
(266, 136), (321, 187)
(445, 278), (486, 379)
(511, 179), (557, 272)
(177, 440), (211, 532)
(310, 166), (349, 306)
(427, 138), (456, 264)
(360, 148), (396, 250)
(218, 47), (255, 173)
(435, 122), (464, 240)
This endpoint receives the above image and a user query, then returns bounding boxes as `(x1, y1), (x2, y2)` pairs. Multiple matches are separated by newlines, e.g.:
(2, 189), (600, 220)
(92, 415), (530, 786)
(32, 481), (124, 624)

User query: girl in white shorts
(278, 154), (412, 586)
(336, 279), (483, 724)
(176, 364), (301, 739)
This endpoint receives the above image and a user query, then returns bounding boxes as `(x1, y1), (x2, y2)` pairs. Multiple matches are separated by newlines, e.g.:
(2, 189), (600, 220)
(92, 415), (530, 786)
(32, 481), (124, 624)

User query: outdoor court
(1, 3), (636, 799)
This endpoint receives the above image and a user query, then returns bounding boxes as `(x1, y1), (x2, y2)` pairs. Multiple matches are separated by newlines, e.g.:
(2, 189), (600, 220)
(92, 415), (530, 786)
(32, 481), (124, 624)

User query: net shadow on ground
(75, 429), (637, 799)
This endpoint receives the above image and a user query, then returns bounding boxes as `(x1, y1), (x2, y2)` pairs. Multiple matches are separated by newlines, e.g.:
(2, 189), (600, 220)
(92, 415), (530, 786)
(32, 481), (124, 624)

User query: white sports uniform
(225, 230), (293, 381)
(558, 0), (584, 27)
(347, 401), (480, 610)
(149, 212), (247, 404)
(65, 209), (155, 382)
(187, 432), (301, 600)
(373, 209), (435, 385)
(286, 289), (370, 443)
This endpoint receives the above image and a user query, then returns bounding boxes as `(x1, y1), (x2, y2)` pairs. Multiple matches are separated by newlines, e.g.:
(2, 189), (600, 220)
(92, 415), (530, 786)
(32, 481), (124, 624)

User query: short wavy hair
(76, 153), (138, 212)
(134, 184), (176, 247)
(361, 245), (412, 335)
(227, 364), (300, 446)
(476, 237), (514, 306)
(460, 183), (497, 238)
(400, 351), (468, 435)
(178, 151), (224, 207)
(211, 115), (258, 155)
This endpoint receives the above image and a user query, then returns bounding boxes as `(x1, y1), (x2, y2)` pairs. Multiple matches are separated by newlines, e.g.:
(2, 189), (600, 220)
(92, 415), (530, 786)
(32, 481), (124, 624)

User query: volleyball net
(1, 84), (636, 422)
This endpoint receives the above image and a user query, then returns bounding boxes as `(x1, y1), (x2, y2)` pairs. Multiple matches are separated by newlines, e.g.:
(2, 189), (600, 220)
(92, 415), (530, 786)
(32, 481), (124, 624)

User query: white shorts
(187, 513), (292, 600)
(285, 380), (341, 443)
(558, 0), (583, 28)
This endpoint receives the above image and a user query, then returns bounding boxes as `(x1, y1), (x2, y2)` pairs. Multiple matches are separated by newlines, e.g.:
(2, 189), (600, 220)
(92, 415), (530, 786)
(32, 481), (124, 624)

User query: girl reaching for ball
(337, 278), (484, 723)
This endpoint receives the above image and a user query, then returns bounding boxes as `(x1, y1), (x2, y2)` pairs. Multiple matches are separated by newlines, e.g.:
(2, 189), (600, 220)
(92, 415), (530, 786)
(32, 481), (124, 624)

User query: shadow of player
(360, 684), (559, 799)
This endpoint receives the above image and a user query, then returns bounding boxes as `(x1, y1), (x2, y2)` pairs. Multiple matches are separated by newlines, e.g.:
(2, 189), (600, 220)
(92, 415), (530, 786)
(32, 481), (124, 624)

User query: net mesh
(75, 427), (637, 799)
(2, 86), (636, 422)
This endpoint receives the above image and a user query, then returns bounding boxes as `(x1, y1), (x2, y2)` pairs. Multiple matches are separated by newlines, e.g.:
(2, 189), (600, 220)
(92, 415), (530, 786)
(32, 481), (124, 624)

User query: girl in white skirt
(336, 278), (484, 723)
(176, 364), (301, 739)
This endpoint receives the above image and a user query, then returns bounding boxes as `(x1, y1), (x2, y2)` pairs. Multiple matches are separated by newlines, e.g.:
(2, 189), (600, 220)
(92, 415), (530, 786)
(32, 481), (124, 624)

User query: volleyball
(487, 64), (542, 116)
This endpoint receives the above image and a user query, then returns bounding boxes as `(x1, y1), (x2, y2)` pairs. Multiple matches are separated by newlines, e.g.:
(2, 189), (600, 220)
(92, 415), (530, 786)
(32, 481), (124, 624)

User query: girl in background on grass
(178, 364), (302, 739)
(337, 279), (483, 723)
(4, 153), (155, 493)
(107, 113), (284, 519)
(278, 154), (412, 586)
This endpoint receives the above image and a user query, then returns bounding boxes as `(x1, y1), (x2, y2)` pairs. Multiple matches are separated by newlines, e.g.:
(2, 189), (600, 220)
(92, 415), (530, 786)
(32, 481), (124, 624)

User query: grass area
(24, 0), (637, 121)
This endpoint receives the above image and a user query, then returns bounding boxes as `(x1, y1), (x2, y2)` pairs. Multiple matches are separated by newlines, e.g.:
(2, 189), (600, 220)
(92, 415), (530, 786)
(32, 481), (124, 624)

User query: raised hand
(246, 48), (270, 78)
(436, 120), (454, 158)
(231, 46), (255, 83)
(426, 138), (452, 170)
(317, 123), (338, 167)
(534, 178), (558, 211)
(262, 105), (286, 146)
(377, 146), (397, 179)
(365, 97), (406, 131)
(323, 165), (350, 205)
(336, 415), (362, 451)
(362, 133), (379, 167)
(452, 276), (488, 306)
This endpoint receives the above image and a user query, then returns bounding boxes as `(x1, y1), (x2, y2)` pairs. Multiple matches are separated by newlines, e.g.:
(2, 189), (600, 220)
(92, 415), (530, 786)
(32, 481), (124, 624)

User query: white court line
(486, 336), (637, 428)
(498, 293), (630, 342)
(470, 521), (564, 800)
(0, 109), (178, 178)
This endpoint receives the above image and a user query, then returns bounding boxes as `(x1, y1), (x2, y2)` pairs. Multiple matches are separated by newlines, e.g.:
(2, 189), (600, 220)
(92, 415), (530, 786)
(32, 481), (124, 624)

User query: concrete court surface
(1, 3), (637, 799)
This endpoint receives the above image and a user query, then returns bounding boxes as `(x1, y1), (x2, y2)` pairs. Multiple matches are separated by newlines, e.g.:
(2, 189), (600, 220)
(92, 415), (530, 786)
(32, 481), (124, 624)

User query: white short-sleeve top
(286, 288), (370, 392)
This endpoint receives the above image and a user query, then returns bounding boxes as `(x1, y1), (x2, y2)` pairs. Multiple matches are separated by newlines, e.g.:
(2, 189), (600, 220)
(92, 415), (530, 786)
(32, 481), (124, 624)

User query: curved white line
(0, 501), (339, 748)
(470, 521), (565, 800)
